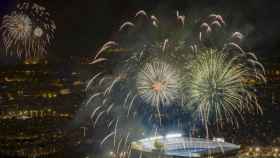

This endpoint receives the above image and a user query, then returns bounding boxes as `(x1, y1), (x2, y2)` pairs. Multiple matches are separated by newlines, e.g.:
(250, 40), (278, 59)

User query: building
(131, 133), (240, 158)
(0, 60), (87, 157)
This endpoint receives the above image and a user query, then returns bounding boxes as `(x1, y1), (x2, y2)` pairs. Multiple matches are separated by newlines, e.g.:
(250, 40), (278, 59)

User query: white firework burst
(136, 60), (180, 107)
(2, 14), (32, 41)
(1, 2), (56, 58)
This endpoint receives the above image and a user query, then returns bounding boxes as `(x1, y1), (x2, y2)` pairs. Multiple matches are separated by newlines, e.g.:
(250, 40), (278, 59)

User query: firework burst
(136, 60), (179, 107)
(1, 2), (56, 58)
(183, 48), (265, 127)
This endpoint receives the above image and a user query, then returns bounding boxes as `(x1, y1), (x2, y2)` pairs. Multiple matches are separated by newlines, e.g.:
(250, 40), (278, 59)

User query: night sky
(0, 0), (280, 60)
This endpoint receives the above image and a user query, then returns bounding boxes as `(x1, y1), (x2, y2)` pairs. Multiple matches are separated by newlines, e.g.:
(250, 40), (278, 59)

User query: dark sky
(0, 0), (280, 59)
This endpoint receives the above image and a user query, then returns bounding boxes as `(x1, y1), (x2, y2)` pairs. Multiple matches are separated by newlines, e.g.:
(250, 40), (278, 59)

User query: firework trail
(1, 2), (56, 58)
(135, 10), (147, 18)
(119, 22), (135, 32)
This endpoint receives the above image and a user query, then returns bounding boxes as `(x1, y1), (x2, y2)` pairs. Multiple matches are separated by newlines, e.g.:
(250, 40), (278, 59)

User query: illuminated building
(0, 60), (87, 157)
(131, 134), (240, 158)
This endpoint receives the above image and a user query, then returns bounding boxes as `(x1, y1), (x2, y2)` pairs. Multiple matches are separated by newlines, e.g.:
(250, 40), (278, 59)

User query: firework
(1, 2), (56, 58)
(84, 12), (190, 157)
(87, 10), (188, 121)
(183, 48), (265, 126)
(136, 60), (179, 107)
(84, 11), (266, 155)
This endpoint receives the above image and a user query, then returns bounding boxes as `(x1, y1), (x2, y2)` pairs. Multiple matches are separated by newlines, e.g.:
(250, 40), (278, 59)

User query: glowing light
(213, 138), (225, 142)
(165, 133), (182, 138)
(59, 89), (71, 95)
(33, 27), (43, 37)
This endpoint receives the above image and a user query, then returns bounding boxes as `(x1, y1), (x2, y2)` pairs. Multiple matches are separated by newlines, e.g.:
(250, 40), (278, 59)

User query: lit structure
(239, 146), (280, 158)
(131, 133), (240, 157)
(0, 61), (86, 157)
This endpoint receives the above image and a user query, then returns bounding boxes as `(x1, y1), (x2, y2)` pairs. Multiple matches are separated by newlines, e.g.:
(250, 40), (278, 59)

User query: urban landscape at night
(0, 0), (280, 158)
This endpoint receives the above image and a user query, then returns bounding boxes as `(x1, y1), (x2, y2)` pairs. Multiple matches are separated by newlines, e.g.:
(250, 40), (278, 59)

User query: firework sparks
(1, 2), (56, 58)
